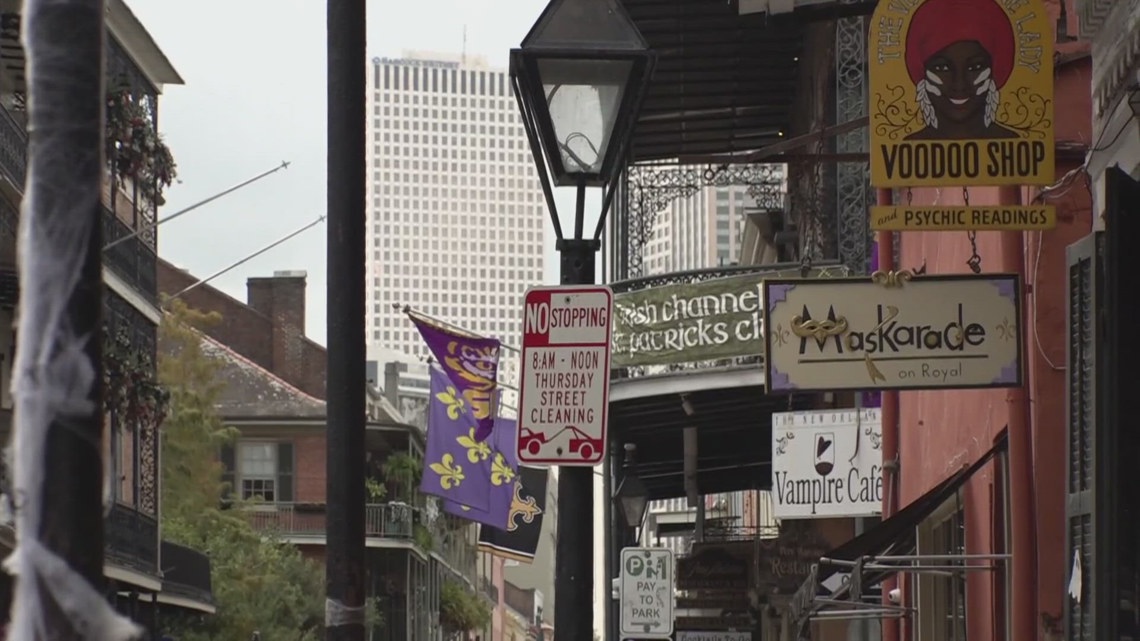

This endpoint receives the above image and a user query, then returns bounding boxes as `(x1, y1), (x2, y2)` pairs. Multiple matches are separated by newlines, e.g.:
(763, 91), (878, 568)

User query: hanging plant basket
(439, 580), (491, 634)
(104, 325), (170, 432)
(105, 86), (177, 206)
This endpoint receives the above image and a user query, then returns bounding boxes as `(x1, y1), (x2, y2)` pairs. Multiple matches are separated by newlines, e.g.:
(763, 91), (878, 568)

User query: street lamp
(616, 443), (649, 530)
(512, 2), (655, 641)
(511, 0), (656, 242)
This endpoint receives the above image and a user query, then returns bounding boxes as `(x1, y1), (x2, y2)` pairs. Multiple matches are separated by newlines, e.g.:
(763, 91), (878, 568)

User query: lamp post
(616, 443), (649, 531)
(326, 0), (367, 639)
(611, 443), (648, 641)
(511, 1), (655, 640)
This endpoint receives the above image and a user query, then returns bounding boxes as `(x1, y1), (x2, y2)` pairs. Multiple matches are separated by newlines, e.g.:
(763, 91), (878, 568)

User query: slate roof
(197, 334), (326, 419)
(164, 330), (406, 425)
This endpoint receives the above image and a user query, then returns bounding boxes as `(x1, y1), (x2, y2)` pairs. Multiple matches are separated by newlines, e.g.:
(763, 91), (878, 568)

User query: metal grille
(104, 290), (159, 516)
(1065, 236), (1098, 641)
(1068, 514), (1093, 640)
(834, 10), (871, 274)
(623, 163), (785, 279)
(1069, 257), (1095, 495)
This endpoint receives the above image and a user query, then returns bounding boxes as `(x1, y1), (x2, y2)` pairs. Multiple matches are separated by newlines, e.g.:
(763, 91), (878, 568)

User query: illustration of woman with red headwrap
(904, 0), (1019, 141)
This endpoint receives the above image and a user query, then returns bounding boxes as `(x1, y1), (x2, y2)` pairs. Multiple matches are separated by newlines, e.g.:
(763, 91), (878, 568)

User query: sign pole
(555, 236), (599, 641)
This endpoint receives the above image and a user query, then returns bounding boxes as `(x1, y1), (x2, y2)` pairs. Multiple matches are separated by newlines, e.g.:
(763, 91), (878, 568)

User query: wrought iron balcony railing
(105, 501), (158, 576)
(246, 502), (417, 539)
(102, 205), (158, 304)
(246, 502), (481, 580)
(0, 105), (26, 188)
(480, 576), (499, 604)
(0, 103), (157, 304)
(431, 513), (478, 582)
(160, 539), (214, 606)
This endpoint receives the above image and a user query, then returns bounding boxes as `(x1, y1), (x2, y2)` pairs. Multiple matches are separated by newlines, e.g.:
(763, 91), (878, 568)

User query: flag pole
(397, 303), (522, 353)
(102, 160), (291, 251)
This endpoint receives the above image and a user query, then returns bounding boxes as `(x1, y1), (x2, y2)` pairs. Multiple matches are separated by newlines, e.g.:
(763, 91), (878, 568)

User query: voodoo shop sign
(611, 265), (842, 368)
(867, 0), (1055, 188)
(763, 273), (1023, 392)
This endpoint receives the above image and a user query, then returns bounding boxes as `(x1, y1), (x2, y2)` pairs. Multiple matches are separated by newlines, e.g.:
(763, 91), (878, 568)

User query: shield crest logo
(813, 432), (835, 476)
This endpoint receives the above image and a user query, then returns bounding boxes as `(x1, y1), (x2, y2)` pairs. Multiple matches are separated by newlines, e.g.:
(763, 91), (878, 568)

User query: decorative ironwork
(835, 12), (872, 274)
(703, 523), (780, 542)
(0, 105), (26, 189)
(623, 163), (785, 279)
(160, 540), (214, 606)
(104, 291), (159, 516)
(105, 501), (159, 577)
(103, 204), (158, 304)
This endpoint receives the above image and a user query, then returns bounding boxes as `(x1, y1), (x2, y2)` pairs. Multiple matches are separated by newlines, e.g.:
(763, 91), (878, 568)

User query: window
(222, 441), (294, 503)
(240, 443), (277, 500)
(917, 497), (968, 641)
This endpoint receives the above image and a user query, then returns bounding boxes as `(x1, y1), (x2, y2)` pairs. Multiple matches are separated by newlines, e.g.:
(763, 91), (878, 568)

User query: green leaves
(439, 579), (492, 634)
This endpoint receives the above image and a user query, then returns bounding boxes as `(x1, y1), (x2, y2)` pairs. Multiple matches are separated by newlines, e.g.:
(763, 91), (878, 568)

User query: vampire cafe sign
(771, 409), (884, 520)
(868, 0), (1055, 188)
(762, 272), (1023, 392)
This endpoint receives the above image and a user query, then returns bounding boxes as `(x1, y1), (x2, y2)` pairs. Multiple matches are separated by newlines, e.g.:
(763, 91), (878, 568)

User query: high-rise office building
(366, 52), (545, 373)
(642, 184), (768, 276)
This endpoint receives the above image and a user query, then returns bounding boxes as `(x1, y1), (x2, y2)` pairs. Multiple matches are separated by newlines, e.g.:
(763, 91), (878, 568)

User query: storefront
(1068, 0), (1140, 638)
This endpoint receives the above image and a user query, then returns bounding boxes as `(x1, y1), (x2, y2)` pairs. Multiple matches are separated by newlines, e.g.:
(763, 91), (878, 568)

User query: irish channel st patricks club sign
(868, 0), (1054, 189)
(771, 409), (883, 520)
(762, 272), (1023, 392)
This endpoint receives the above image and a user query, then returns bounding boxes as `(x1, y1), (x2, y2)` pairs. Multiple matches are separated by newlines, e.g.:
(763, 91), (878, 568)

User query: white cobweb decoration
(2, 0), (142, 639)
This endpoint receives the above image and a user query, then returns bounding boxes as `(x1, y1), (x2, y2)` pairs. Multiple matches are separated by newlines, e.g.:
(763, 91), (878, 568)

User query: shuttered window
(219, 441), (295, 504)
(1064, 232), (1099, 641)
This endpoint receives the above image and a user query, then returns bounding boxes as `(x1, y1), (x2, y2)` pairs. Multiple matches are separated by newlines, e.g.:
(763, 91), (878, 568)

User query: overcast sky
(129, 0), (603, 346)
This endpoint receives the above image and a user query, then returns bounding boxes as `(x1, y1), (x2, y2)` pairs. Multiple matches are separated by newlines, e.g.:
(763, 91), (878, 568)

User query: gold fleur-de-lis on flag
(429, 454), (465, 490)
(490, 453), (516, 486)
(435, 385), (466, 419)
(457, 428), (491, 463)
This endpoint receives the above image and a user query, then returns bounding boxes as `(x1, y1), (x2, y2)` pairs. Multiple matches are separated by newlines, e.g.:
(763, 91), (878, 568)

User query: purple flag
(419, 367), (492, 510)
(864, 241), (882, 409)
(409, 312), (501, 442)
(443, 417), (519, 529)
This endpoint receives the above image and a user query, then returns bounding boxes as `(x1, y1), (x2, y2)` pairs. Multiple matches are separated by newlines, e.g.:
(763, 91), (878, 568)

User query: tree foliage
(439, 579), (492, 635)
(158, 298), (329, 641)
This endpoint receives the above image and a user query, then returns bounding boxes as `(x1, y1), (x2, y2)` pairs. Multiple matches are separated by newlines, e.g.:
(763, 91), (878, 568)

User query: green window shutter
(220, 444), (236, 506)
(277, 442), (295, 503)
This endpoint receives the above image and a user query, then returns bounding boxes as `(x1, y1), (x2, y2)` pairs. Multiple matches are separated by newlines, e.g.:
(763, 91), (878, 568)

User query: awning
(789, 433), (1009, 627)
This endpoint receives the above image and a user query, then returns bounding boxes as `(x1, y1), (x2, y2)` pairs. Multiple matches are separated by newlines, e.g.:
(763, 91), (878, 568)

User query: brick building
(157, 259), (508, 641)
(157, 260), (326, 399)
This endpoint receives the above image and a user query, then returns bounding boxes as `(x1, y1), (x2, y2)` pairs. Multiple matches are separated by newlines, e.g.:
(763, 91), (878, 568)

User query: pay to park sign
(517, 286), (613, 467)
(867, 0), (1055, 190)
(620, 547), (675, 639)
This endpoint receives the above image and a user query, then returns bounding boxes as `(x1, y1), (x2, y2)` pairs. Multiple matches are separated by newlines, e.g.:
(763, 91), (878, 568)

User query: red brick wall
(158, 259), (274, 370)
(294, 434), (328, 503)
(157, 258), (328, 400)
(248, 275), (309, 391)
(895, 56), (1093, 641)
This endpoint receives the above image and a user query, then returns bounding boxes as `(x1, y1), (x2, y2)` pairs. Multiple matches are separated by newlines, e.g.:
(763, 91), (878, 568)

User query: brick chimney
(247, 270), (307, 385)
